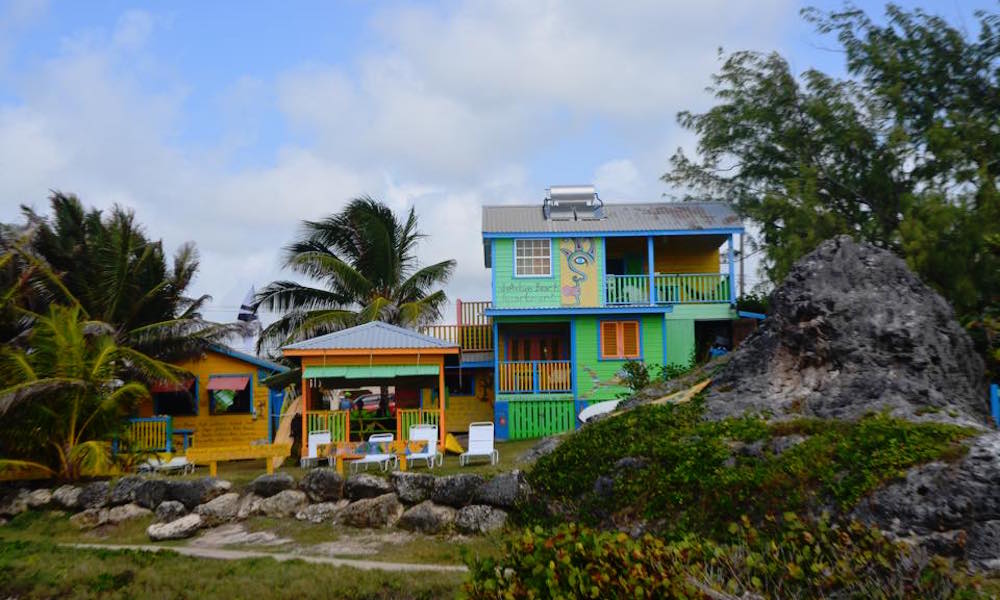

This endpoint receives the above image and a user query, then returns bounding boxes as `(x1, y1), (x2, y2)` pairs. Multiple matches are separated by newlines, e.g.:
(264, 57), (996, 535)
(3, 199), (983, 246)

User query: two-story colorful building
(426, 185), (744, 440)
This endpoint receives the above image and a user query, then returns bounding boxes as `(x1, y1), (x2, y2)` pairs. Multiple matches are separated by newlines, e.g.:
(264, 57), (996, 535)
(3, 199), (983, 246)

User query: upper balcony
(419, 300), (494, 353)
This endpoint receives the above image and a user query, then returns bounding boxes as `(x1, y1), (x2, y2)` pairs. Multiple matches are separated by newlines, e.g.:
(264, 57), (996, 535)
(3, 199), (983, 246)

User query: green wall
(493, 238), (561, 308)
(664, 319), (695, 367)
(573, 314), (665, 403)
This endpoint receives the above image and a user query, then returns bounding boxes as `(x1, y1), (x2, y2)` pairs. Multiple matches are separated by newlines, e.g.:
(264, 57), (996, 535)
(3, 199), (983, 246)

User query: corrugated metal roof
(482, 201), (740, 234)
(283, 321), (459, 351)
(303, 365), (440, 379)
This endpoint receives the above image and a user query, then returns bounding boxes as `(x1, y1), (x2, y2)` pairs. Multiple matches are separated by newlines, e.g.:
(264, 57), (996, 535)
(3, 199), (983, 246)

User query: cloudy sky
(0, 0), (989, 327)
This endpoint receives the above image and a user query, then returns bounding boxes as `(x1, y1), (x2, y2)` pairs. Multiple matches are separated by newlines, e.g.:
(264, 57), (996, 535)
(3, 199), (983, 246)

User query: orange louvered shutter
(600, 321), (620, 358)
(621, 321), (640, 358)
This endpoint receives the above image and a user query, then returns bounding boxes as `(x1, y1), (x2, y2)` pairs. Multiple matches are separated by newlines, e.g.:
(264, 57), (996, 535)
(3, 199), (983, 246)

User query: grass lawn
(0, 539), (464, 599)
(173, 438), (541, 488)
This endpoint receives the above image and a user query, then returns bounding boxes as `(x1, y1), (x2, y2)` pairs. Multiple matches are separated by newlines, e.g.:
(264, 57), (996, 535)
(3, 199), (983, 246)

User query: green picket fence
(508, 398), (576, 440)
(304, 410), (350, 442)
(397, 409), (440, 440)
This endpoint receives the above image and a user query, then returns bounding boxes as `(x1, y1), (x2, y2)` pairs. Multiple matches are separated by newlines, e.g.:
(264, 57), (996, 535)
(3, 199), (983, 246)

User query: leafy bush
(464, 516), (984, 599)
(529, 402), (973, 538)
(618, 360), (696, 398)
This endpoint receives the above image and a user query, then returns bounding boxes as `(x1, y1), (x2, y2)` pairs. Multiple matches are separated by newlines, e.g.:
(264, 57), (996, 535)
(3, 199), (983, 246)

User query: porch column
(438, 358), (446, 449)
(647, 236), (656, 305)
(727, 235), (736, 304)
(300, 377), (309, 459)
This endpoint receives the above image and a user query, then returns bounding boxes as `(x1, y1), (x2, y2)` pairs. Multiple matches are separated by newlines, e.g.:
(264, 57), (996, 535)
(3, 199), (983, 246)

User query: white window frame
(513, 239), (552, 278)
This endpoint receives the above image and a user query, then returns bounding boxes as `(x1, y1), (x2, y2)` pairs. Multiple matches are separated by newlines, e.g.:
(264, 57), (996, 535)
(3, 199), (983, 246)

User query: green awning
(303, 365), (440, 379)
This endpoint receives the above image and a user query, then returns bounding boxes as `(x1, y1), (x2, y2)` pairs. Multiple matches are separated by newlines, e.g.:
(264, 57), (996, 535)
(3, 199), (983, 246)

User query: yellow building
(136, 345), (289, 450)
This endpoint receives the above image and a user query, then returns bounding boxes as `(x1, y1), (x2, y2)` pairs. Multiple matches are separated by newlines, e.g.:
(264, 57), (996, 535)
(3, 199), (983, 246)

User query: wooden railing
(126, 416), (172, 452)
(605, 274), (649, 305)
(420, 300), (493, 351)
(507, 397), (576, 440)
(654, 273), (730, 304)
(304, 410), (350, 442)
(396, 409), (441, 441)
(498, 361), (572, 394)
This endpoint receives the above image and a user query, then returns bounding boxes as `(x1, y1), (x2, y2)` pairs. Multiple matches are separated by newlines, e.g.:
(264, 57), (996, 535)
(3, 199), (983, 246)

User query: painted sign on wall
(560, 238), (598, 307)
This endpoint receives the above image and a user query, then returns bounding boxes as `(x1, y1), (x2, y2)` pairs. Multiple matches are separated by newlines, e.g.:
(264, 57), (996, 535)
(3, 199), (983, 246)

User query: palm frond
(0, 378), (87, 416)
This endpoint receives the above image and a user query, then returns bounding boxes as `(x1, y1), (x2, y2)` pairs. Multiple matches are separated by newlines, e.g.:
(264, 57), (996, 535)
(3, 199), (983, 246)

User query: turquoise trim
(490, 239), (496, 300)
(990, 383), (998, 427)
(483, 227), (744, 239)
(727, 234), (736, 304)
(486, 306), (673, 317)
(208, 344), (288, 373)
(511, 238), (556, 279)
(738, 311), (766, 320)
(599, 238), (607, 307)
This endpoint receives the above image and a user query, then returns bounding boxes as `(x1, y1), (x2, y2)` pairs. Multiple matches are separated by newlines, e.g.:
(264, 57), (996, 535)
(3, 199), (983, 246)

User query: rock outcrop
(398, 501), (456, 534)
(251, 473), (295, 498)
(456, 505), (508, 534)
(345, 474), (393, 500)
(338, 493), (404, 529)
(300, 469), (343, 502)
(704, 236), (986, 426)
(147, 513), (203, 541)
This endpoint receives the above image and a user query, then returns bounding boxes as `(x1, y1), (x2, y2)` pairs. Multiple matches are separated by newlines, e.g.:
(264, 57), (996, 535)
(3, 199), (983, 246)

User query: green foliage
(0, 304), (181, 480)
(529, 403), (972, 538)
(255, 196), (456, 352)
(663, 5), (999, 336)
(618, 360), (697, 397)
(465, 517), (984, 599)
(736, 291), (769, 315)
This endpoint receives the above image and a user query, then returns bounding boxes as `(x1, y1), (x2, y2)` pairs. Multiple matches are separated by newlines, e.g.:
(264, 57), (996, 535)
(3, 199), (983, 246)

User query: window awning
(150, 378), (195, 394)
(303, 365), (439, 379)
(206, 375), (251, 391)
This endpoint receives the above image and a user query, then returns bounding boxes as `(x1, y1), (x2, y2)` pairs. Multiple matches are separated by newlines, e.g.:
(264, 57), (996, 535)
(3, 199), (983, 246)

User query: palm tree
(12, 192), (247, 360)
(0, 304), (182, 480)
(255, 196), (456, 351)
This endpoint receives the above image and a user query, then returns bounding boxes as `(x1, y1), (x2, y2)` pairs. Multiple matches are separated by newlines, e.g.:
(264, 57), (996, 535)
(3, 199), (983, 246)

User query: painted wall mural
(560, 238), (598, 307)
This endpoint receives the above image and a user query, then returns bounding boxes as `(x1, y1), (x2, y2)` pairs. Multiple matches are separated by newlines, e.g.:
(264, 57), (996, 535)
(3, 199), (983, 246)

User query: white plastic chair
(350, 432), (395, 472)
(406, 424), (443, 469)
(460, 422), (499, 466)
(301, 430), (332, 468)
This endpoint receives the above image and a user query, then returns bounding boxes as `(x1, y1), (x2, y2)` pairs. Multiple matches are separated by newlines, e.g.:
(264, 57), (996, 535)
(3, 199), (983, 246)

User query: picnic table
(316, 440), (430, 475)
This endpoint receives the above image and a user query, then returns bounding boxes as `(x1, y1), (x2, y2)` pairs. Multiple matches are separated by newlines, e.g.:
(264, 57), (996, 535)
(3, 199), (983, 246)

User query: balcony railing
(605, 273), (731, 305)
(421, 324), (493, 351)
(498, 360), (572, 394)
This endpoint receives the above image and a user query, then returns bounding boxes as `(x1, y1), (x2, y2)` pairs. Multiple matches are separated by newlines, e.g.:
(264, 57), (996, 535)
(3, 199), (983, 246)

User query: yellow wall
(654, 235), (724, 274)
(421, 370), (494, 433)
(139, 350), (271, 448)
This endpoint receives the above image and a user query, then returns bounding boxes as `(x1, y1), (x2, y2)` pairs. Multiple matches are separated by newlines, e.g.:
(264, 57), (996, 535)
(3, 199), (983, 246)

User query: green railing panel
(507, 397), (576, 440)
(653, 273), (730, 304)
(305, 411), (349, 442)
(605, 274), (649, 305)
(397, 409), (440, 440)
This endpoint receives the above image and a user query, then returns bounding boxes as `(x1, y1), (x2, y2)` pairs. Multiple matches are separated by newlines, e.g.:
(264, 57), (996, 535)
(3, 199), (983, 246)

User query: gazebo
(281, 321), (459, 455)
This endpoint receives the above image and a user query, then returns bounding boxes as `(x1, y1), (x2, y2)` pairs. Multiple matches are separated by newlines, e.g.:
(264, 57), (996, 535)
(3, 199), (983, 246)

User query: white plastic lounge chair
(301, 430), (332, 468)
(460, 422), (499, 466)
(139, 455), (194, 475)
(406, 424), (443, 469)
(350, 433), (395, 472)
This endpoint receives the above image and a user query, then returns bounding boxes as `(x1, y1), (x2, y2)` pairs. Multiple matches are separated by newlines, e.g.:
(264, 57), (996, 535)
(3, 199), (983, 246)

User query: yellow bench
(185, 443), (292, 476)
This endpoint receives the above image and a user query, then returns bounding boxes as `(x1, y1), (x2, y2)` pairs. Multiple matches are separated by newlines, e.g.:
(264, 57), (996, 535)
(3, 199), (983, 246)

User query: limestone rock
(110, 476), (144, 506)
(167, 478), (232, 509)
(345, 473), (393, 501)
(390, 472), (435, 504)
(107, 503), (152, 525)
(455, 505), (508, 534)
(236, 493), (262, 519)
(257, 490), (307, 518)
(147, 513), (203, 541)
(25, 488), (53, 509)
(475, 470), (531, 509)
(78, 481), (110, 510)
(194, 493), (241, 526)
(52, 485), (82, 509)
(0, 489), (28, 517)
(70, 507), (109, 529)
(770, 435), (807, 455)
(431, 474), (485, 507)
(704, 236), (986, 426)
(300, 469), (344, 502)
(251, 473), (295, 498)
(853, 432), (1000, 565)
(133, 480), (169, 509)
(199, 478), (233, 503)
(338, 493), (404, 529)
(154, 500), (187, 523)
(397, 501), (456, 534)
(295, 500), (349, 524)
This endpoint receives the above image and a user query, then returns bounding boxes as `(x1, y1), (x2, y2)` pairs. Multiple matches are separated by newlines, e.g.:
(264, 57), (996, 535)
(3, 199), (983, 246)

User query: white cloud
(0, 1), (795, 329)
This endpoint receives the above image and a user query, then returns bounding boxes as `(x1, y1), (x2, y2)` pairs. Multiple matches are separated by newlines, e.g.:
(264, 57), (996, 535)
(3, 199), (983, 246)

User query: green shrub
(464, 516), (984, 599)
(529, 402), (973, 538)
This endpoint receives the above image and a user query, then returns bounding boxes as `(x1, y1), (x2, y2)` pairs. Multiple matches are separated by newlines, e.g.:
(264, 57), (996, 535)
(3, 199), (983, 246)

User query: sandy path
(66, 543), (468, 573)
